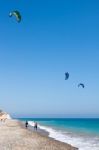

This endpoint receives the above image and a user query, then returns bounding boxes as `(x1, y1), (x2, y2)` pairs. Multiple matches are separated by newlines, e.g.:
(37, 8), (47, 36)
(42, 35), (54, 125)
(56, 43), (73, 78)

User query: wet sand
(0, 119), (78, 150)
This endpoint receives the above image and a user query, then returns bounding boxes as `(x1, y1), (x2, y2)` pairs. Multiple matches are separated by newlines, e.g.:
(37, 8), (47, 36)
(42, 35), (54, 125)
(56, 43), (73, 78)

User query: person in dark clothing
(25, 121), (28, 128)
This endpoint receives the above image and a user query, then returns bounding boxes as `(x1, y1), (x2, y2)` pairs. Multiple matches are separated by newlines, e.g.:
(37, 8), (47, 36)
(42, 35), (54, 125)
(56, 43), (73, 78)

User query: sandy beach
(0, 119), (78, 150)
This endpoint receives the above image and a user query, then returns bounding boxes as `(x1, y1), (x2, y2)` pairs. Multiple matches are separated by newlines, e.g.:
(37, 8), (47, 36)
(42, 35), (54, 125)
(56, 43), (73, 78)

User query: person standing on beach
(25, 121), (28, 128)
(34, 122), (38, 130)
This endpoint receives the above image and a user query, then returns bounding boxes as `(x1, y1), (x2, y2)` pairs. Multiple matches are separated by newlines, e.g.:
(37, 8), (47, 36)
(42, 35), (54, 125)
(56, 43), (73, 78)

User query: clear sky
(0, 0), (99, 117)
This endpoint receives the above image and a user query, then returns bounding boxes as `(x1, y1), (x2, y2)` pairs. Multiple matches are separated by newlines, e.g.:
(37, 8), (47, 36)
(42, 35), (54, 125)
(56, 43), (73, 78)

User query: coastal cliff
(0, 110), (11, 121)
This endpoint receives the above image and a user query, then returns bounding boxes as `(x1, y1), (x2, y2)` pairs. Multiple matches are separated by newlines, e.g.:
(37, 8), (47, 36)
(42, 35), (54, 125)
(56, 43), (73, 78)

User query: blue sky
(0, 0), (99, 117)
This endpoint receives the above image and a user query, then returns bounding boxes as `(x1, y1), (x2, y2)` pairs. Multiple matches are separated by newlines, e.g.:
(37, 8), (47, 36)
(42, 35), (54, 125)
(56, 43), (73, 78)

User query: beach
(0, 119), (78, 150)
(21, 118), (99, 150)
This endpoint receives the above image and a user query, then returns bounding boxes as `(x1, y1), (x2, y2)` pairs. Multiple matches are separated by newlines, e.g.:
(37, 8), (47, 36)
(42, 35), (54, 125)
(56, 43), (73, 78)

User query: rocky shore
(0, 119), (78, 150)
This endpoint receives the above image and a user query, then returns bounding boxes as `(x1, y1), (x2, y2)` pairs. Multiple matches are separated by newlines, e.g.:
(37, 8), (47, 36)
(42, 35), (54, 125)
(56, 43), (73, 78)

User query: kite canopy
(78, 83), (85, 88)
(9, 10), (21, 22)
(65, 72), (69, 80)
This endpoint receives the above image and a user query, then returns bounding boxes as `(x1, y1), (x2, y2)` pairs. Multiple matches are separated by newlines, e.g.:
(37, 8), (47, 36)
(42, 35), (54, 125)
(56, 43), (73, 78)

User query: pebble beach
(0, 119), (78, 150)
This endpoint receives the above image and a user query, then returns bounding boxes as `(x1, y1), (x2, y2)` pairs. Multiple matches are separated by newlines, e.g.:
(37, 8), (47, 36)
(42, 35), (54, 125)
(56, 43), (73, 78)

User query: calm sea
(18, 118), (99, 150)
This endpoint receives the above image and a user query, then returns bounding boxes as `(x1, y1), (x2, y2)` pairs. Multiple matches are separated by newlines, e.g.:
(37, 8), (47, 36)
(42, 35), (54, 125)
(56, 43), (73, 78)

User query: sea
(18, 118), (99, 150)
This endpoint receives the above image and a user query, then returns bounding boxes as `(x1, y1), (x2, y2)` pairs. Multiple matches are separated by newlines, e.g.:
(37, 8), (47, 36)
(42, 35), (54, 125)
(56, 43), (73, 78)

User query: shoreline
(0, 119), (78, 150)
(19, 118), (99, 150)
(19, 120), (78, 150)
